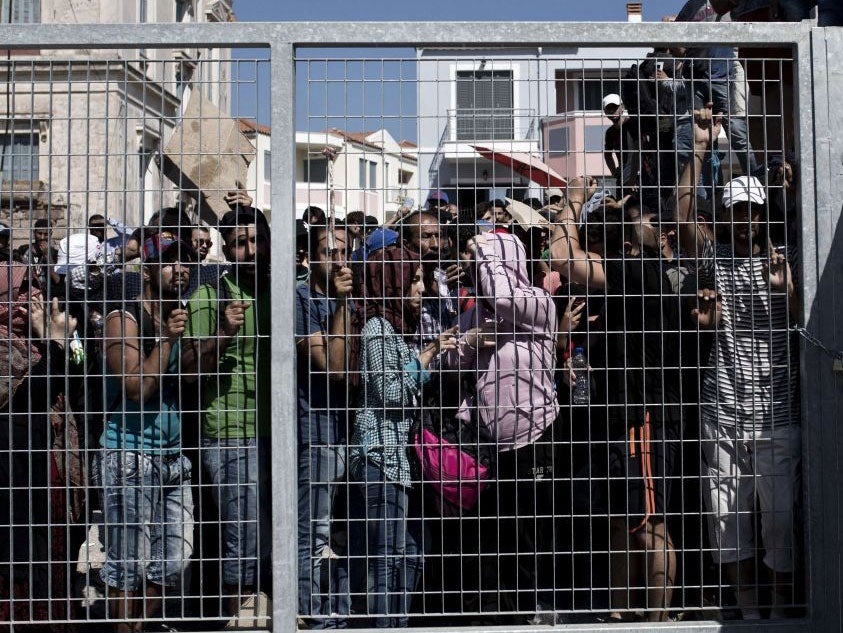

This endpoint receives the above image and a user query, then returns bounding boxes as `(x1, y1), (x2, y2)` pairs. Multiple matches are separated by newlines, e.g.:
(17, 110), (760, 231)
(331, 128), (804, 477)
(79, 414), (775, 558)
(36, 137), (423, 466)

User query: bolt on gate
(0, 19), (843, 633)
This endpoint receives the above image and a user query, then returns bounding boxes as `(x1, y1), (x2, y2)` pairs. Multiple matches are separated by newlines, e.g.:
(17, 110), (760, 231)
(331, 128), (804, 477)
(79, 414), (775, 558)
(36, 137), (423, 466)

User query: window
(398, 169), (413, 185)
(584, 125), (606, 153)
(555, 70), (622, 113)
(303, 157), (327, 183)
(548, 127), (570, 157)
(138, 0), (147, 23)
(263, 151), (271, 183)
(0, 130), (39, 182)
(0, 0), (40, 23)
(176, 0), (192, 22)
(138, 146), (154, 216)
(580, 79), (620, 111)
(455, 70), (514, 141)
(359, 158), (377, 189)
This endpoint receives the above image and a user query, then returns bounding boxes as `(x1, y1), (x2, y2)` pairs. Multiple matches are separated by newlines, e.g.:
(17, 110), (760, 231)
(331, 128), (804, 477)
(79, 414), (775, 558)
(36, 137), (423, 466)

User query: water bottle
(571, 347), (590, 405)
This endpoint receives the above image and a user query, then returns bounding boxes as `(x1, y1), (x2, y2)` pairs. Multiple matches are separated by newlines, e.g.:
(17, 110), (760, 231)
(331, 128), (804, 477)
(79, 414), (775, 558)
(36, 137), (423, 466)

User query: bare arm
(180, 300), (247, 380)
(294, 266), (354, 379)
(549, 177), (607, 290)
(106, 307), (186, 403)
(677, 105), (719, 261)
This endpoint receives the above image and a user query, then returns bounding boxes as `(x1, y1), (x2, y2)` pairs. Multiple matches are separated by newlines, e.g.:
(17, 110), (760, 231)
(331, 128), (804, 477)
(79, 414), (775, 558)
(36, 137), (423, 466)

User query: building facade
(0, 0), (233, 243)
(295, 127), (418, 224)
(417, 45), (649, 211)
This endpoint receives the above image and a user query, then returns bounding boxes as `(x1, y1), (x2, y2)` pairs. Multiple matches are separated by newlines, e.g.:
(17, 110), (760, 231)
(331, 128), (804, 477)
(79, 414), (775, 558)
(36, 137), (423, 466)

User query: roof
(327, 128), (382, 151)
(238, 118), (271, 136)
(399, 140), (418, 149)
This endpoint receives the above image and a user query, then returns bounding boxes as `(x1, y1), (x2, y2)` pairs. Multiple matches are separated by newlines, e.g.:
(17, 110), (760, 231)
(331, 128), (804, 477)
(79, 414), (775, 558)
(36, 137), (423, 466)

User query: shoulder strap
(105, 300), (153, 416)
(125, 300), (157, 359)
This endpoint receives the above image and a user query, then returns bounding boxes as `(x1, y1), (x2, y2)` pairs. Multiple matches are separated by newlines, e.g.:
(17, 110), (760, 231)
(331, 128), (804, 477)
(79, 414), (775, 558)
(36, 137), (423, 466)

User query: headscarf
(0, 263), (43, 409)
(361, 245), (421, 336)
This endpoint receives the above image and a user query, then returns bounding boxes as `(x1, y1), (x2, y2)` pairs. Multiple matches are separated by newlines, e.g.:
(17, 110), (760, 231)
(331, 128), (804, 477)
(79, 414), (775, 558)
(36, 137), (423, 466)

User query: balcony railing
(449, 107), (538, 142)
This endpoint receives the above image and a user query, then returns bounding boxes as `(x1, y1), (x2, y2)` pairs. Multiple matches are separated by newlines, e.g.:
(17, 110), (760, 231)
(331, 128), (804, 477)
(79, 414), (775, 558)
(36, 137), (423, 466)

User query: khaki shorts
(701, 419), (801, 573)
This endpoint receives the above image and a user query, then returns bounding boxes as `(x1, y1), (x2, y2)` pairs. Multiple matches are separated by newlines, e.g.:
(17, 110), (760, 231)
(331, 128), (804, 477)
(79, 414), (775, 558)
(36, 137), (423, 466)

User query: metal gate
(0, 18), (842, 633)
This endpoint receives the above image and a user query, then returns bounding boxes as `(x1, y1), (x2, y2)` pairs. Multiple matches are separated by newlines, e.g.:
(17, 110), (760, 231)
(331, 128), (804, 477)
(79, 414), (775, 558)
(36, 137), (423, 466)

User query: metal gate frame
(1, 18), (841, 632)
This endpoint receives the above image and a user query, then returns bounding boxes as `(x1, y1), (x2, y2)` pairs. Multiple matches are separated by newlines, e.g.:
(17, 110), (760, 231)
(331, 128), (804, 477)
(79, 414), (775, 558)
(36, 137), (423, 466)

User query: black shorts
(606, 409), (682, 532)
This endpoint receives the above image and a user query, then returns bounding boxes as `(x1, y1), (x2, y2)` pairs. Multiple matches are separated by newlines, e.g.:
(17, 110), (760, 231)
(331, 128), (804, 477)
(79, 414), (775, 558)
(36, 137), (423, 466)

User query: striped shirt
(699, 239), (798, 430)
(350, 317), (430, 487)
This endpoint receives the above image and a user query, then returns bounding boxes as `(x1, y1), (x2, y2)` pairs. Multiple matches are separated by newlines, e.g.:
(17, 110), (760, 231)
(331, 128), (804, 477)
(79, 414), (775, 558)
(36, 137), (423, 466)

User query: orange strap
(630, 411), (654, 534)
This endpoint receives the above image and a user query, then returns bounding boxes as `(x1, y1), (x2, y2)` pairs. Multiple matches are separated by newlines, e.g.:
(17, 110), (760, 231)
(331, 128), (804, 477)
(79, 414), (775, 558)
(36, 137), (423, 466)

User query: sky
(229, 0), (684, 135)
(232, 0), (680, 23)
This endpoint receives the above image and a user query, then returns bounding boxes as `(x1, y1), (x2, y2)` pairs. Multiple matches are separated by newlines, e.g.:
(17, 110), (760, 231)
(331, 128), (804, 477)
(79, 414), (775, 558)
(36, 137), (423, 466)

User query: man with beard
(295, 223), (353, 626)
(99, 232), (196, 631)
(550, 178), (682, 622)
(677, 106), (800, 620)
(182, 205), (272, 619)
(18, 218), (60, 295)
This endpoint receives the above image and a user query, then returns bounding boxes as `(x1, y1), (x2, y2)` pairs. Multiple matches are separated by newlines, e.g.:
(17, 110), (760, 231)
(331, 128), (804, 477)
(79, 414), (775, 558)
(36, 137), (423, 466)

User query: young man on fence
(182, 205), (272, 620)
(550, 181), (683, 623)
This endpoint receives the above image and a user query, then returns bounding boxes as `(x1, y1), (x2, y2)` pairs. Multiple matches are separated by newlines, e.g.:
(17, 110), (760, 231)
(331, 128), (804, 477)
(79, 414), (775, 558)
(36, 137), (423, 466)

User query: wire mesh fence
(294, 43), (804, 628)
(1, 18), (842, 633)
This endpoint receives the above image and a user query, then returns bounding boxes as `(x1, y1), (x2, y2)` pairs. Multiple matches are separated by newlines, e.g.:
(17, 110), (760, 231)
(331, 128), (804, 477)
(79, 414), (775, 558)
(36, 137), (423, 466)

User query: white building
(295, 127), (418, 224)
(417, 44), (650, 211)
(0, 0), (234, 242)
(239, 118), (271, 218)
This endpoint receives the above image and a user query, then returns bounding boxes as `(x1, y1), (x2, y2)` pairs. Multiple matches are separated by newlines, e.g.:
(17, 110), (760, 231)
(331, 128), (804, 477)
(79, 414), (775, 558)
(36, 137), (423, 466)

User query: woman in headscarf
(349, 245), (456, 628)
(441, 232), (559, 620)
(0, 263), (79, 628)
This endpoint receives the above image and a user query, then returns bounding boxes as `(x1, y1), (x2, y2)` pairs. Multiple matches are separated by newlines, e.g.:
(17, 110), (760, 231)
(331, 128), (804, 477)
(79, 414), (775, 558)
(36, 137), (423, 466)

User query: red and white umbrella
(472, 145), (567, 188)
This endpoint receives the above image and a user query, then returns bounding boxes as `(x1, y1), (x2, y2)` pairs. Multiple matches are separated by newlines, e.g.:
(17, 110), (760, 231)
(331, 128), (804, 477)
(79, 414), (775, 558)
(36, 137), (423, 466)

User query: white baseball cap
(602, 93), (622, 112)
(721, 175), (766, 209)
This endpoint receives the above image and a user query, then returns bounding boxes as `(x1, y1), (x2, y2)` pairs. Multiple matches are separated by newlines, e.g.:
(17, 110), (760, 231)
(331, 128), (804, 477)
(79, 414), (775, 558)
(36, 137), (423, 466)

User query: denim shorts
(99, 450), (195, 591)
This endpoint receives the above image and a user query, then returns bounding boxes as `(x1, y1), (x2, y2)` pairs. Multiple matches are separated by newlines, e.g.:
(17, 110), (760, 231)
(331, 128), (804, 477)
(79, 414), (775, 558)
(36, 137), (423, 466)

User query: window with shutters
(303, 157), (327, 183)
(0, 130), (39, 183)
(455, 70), (513, 141)
(358, 158), (377, 189)
(0, 0), (40, 23)
(548, 127), (570, 157)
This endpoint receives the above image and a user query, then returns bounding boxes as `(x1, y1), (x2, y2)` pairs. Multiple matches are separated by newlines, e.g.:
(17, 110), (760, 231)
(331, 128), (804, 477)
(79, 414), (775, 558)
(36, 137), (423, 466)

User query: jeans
(358, 463), (424, 628)
(297, 443), (349, 627)
(676, 80), (758, 187)
(818, 0), (843, 26)
(100, 450), (194, 591)
(201, 437), (271, 588)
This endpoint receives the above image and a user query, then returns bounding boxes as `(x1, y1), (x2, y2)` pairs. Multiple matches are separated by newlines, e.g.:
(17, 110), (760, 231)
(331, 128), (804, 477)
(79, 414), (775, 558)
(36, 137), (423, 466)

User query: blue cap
(427, 190), (449, 205)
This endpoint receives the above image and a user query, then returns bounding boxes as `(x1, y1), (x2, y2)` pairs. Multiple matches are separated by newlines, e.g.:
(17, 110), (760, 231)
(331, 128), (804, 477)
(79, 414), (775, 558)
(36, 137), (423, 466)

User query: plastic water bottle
(571, 347), (590, 405)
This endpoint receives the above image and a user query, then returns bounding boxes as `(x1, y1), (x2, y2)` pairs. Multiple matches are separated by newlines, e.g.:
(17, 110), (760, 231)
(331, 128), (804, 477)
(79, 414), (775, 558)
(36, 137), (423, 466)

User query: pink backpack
(412, 426), (491, 515)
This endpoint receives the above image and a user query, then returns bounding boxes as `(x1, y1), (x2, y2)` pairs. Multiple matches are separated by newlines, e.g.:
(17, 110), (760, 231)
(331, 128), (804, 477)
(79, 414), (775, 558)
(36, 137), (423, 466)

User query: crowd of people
(0, 191), (272, 631)
(294, 44), (802, 631)
(0, 11), (810, 630)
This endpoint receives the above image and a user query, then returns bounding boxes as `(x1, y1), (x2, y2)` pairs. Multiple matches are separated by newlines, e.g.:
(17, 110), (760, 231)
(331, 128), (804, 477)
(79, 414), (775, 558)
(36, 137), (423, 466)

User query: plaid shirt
(350, 316), (429, 486)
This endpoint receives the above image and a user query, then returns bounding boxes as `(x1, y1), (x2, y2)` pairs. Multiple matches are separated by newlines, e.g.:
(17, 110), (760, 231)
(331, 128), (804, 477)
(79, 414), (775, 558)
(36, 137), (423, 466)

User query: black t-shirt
(602, 251), (681, 424)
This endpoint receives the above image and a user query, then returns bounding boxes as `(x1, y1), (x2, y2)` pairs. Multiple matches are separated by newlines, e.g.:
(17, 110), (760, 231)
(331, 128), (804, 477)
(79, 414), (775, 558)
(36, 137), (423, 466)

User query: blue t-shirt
(295, 284), (349, 447)
(101, 309), (182, 454)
